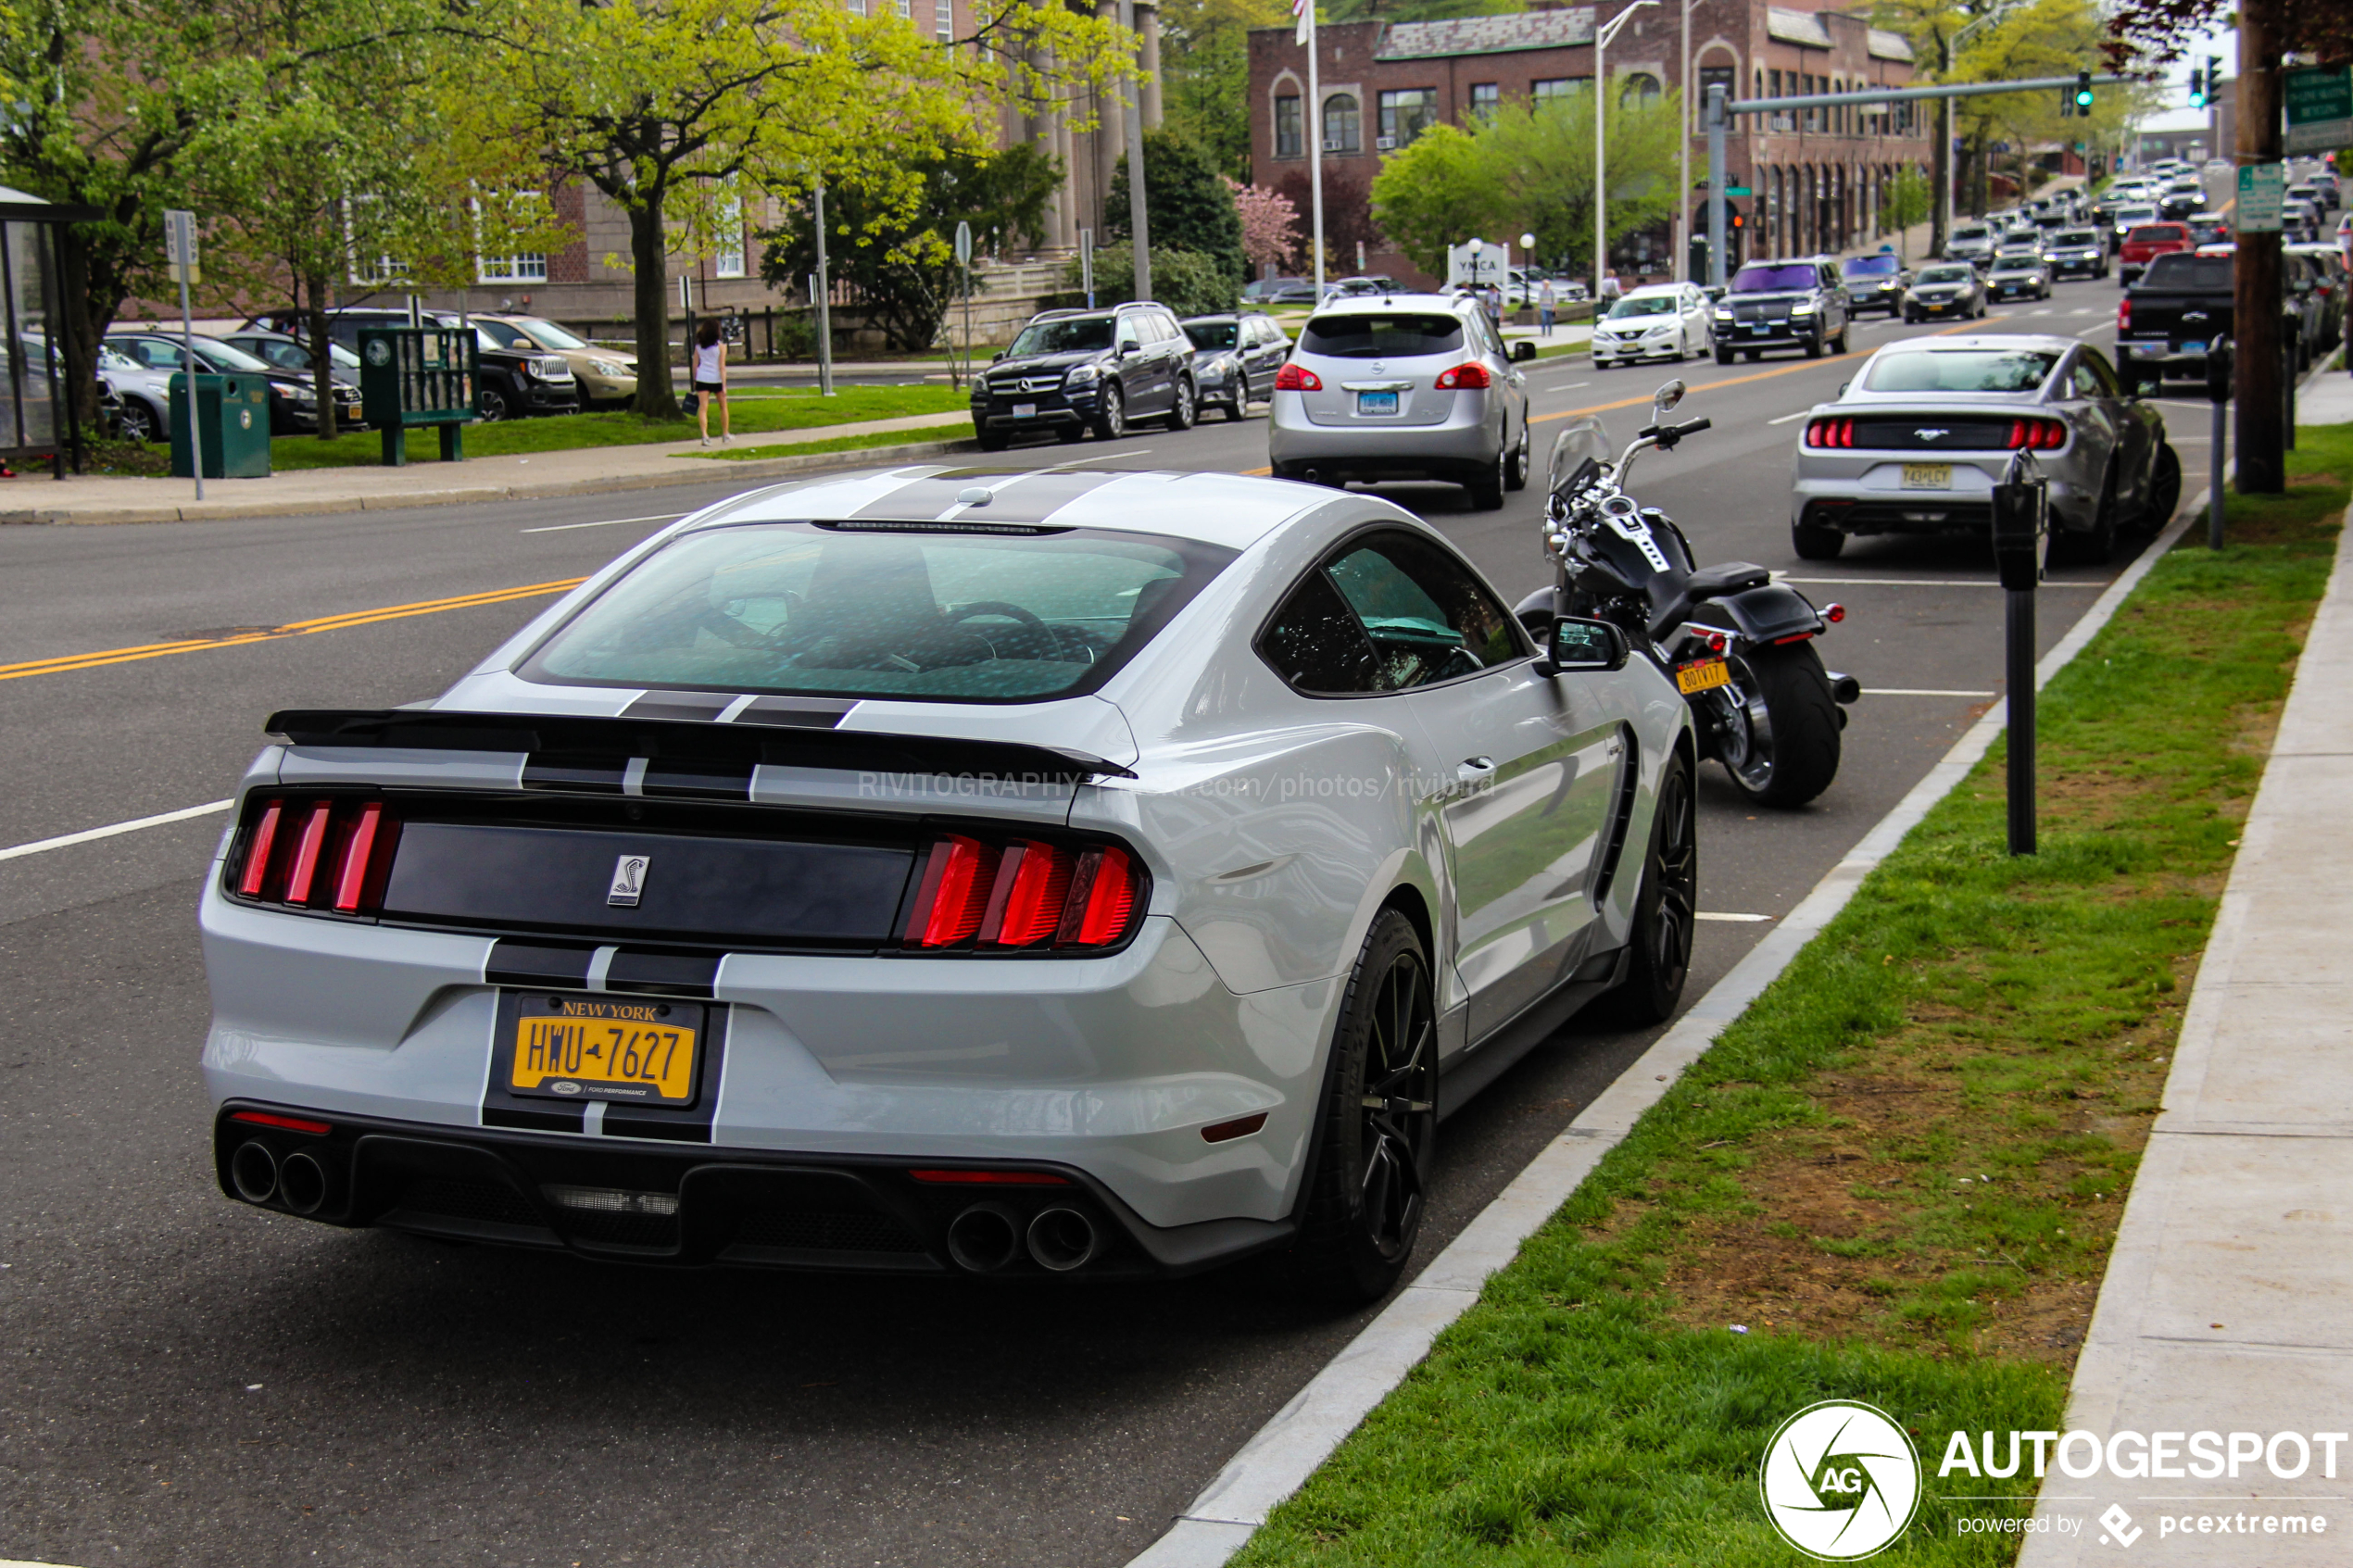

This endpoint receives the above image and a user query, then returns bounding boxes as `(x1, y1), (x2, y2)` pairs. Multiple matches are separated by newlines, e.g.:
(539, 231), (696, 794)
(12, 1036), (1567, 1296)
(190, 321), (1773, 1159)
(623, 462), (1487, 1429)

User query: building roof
(1765, 7), (1832, 48)
(1375, 7), (1597, 60)
(1867, 28), (1916, 62)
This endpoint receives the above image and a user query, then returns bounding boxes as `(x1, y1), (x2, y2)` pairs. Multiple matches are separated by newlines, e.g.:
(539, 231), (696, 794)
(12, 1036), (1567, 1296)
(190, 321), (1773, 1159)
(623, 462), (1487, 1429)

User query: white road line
(521, 512), (687, 534)
(1766, 410), (1810, 425)
(1865, 687), (1998, 697)
(0, 800), (233, 864)
(2071, 307), (2095, 316)
(1695, 911), (1774, 922)
(1543, 380), (1592, 391)
(2075, 322), (2114, 338)
(2032, 308), (2055, 317)
(1781, 575), (2104, 588)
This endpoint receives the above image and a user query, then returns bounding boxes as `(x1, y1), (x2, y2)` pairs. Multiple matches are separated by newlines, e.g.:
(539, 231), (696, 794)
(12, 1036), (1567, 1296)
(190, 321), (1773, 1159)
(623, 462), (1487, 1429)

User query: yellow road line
(0, 578), (587, 684)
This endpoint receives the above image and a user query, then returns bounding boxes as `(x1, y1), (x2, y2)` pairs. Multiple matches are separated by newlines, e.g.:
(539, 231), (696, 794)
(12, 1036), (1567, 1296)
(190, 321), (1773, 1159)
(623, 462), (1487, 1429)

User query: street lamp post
(1677, 0), (1692, 281)
(1594, 0), (1658, 301)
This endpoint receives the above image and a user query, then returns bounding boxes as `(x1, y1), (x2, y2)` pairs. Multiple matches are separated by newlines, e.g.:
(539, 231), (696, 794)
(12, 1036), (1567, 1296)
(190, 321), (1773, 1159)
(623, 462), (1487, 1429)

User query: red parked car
(2119, 222), (2194, 286)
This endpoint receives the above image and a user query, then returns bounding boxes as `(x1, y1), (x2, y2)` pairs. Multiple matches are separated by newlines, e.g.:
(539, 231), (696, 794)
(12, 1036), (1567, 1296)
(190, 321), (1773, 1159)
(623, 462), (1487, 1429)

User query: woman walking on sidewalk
(692, 321), (730, 445)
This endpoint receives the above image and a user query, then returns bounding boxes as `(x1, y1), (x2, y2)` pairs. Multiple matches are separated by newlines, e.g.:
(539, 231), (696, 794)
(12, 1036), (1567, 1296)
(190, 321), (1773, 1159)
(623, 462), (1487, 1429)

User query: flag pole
(1300, 0), (1325, 294)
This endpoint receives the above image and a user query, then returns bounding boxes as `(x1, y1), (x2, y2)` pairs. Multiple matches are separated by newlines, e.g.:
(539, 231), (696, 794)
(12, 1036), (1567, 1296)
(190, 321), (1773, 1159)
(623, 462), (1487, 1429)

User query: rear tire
(1504, 422), (1530, 492)
(1792, 520), (1845, 560)
(1221, 398), (1247, 422)
(2060, 463), (2120, 562)
(1285, 909), (1435, 1306)
(1469, 444), (1506, 510)
(2139, 441), (2182, 530)
(1715, 640), (1842, 808)
(1589, 751), (1696, 1028)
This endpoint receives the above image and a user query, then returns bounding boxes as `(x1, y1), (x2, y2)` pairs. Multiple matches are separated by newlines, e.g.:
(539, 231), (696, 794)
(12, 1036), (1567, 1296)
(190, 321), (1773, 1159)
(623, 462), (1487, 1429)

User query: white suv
(1266, 293), (1536, 509)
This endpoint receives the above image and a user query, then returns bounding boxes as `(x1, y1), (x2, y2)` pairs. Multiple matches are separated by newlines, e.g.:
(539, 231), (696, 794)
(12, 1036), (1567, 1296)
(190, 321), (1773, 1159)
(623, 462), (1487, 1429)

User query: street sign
(1725, 185), (1753, 196)
(2235, 163), (2285, 234)
(953, 220), (973, 267)
(164, 208), (200, 286)
(2284, 64), (2353, 154)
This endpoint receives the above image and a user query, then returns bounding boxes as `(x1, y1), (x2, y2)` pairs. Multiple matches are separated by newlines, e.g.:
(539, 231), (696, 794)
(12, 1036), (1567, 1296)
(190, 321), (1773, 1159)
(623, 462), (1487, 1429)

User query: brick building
(1247, 2), (1933, 288)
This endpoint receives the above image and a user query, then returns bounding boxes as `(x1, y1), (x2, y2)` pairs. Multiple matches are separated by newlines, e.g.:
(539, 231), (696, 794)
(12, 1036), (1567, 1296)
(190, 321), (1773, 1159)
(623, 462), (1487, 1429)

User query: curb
(1127, 498), (2205, 1568)
(0, 435), (981, 527)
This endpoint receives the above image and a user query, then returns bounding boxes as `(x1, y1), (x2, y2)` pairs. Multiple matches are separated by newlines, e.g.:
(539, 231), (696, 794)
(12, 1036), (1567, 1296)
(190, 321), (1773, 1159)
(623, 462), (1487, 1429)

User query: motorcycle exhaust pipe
(1825, 671), (1861, 705)
(1026, 1208), (1099, 1273)
(945, 1204), (1021, 1273)
(229, 1141), (279, 1205)
(277, 1151), (330, 1216)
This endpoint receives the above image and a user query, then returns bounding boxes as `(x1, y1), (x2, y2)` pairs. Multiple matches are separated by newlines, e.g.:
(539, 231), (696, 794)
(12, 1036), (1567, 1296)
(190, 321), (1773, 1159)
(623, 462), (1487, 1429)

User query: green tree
(1885, 164), (1931, 259)
(1061, 242), (1234, 316)
(1365, 122), (1504, 276)
(761, 143), (1063, 351)
(1157, 0), (1288, 181)
(1105, 130), (1247, 292)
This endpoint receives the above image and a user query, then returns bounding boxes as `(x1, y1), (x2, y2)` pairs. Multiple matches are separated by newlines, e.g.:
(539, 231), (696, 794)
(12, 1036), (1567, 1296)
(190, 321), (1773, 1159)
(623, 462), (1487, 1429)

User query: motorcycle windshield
(1548, 418), (1612, 495)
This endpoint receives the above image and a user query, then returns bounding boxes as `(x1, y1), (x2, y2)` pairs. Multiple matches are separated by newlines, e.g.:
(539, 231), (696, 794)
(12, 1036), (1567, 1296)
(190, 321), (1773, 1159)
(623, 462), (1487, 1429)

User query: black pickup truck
(2113, 252), (2313, 392)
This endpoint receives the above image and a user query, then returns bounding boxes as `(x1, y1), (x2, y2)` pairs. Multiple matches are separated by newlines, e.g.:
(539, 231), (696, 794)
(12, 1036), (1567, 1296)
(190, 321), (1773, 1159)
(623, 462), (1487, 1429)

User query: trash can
(169, 372), (273, 479)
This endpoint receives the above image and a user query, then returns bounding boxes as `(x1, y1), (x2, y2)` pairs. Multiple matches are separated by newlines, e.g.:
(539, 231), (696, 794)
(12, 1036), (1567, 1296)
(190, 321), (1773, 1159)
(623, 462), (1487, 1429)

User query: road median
(1204, 432), (2350, 1565)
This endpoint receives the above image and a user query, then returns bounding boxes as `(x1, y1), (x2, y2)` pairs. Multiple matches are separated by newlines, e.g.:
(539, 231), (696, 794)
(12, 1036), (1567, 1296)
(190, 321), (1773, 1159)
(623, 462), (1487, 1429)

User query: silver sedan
(1787, 334), (2181, 563)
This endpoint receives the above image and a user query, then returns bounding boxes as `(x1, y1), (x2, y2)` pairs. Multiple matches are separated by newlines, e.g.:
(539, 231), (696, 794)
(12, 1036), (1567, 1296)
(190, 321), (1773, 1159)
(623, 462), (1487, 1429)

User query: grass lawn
(266, 384), (971, 470)
(688, 427), (977, 462)
(1232, 425), (2352, 1566)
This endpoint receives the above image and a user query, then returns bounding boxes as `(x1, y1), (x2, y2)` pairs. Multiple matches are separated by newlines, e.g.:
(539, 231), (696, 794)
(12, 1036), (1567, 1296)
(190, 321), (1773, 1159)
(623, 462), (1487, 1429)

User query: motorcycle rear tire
(1715, 641), (1841, 809)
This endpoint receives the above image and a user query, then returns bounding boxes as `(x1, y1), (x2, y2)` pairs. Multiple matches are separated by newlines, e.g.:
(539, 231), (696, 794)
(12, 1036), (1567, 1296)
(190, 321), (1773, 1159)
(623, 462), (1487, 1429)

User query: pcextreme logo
(1760, 1400), (1924, 1561)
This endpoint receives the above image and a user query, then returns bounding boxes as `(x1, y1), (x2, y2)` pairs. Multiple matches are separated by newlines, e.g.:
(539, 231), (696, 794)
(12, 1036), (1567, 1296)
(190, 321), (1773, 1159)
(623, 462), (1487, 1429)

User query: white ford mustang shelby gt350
(202, 465), (1695, 1302)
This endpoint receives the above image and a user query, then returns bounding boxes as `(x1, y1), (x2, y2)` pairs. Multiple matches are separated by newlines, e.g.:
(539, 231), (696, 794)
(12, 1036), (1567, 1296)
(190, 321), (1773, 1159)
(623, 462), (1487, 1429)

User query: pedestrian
(1537, 277), (1557, 337)
(1599, 270), (1623, 304)
(692, 320), (730, 446)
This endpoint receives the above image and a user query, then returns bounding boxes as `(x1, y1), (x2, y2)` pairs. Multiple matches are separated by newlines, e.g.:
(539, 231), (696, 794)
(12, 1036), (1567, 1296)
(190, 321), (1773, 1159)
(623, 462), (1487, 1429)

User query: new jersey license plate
(1676, 658), (1731, 695)
(1356, 391), (1399, 416)
(503, 993), (701, 1105)
(1902, 462), (1954, 490)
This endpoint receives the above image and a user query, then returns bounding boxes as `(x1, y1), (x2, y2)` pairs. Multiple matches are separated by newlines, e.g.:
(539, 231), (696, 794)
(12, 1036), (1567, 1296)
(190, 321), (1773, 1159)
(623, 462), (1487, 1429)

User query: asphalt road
(0, 287), (2181, 1568)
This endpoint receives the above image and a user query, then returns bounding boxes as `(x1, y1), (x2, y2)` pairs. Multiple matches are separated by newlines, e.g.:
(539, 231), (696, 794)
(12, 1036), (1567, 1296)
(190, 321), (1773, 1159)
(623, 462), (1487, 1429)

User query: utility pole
(2234, 0), (2284, 494)
(812, 179), (835, 396)
(1706, 84), (1728, 289)
(1119, 0), (1151, 302)
(1594, 1), (1658, 299)
(1301, 0), (1326, 295)
(1676, 0), (1692, 281)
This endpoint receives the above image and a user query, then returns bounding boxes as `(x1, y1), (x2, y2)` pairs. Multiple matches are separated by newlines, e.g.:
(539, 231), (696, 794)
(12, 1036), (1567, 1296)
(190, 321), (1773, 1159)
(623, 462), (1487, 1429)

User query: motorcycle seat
(1686, 561), (1773, 598)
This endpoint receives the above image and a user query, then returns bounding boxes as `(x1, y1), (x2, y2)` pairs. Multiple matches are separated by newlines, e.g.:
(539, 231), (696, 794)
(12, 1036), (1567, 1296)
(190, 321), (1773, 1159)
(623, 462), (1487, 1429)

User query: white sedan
(1592, 283), (1713, 368)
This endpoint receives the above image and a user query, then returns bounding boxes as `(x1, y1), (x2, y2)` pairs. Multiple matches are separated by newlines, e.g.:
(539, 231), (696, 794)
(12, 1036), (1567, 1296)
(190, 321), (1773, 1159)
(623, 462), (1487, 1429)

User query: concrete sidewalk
(2019, 415), (2353, 1563)
(0, 408), (978, 526)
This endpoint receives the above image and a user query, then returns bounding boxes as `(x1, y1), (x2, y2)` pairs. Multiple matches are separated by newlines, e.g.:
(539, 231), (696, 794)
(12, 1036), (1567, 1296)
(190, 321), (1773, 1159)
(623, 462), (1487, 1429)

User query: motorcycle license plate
(1676, 658), (1730, 696)
(1902, 463), (1953, 490)
(1356, 391), (1399, 416)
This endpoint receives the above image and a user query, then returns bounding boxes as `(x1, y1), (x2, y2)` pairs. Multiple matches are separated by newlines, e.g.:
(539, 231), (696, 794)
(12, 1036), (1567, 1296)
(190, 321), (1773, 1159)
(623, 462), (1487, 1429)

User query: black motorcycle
(1519, 380), (1859, 808)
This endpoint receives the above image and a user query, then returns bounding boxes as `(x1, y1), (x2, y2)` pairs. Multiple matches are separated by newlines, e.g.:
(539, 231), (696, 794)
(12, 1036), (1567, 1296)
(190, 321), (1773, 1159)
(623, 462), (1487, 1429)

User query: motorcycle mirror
(1535, 616), (1630, 677)
(1653, 380), (1686, 414)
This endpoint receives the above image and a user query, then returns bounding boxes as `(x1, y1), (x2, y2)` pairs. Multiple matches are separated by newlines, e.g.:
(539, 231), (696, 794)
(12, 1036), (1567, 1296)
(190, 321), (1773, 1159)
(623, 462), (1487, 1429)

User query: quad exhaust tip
(230, 1140), (279, 1205)
(946, 1204), (1022, 1273)
(1026, 1208), (1099, 1273)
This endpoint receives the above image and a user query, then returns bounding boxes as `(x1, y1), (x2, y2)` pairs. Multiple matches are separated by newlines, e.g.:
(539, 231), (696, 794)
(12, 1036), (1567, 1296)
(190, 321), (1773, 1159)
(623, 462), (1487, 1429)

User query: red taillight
(2006, 418), (2066, 450)
(1273, 361), (1321, 392)
(229, 796), (398, 914)
(901, 834), (1146, 951)
(1435, 361), (1490, 389)
(1825, 602), (1846, 623)
(1805, 418), (1856, 448)
(231, 1110), (332, 1136)
(2118, 297), (2132, 332)
(908, 1168), (1072, 1185)
(1201, 1111), (1269, 1144)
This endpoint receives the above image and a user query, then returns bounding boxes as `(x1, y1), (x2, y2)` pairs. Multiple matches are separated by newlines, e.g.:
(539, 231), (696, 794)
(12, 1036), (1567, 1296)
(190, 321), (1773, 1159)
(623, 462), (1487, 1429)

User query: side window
(1325, 532), (1525, 689)
(134, 340), (183, 370)
(1257, 570), (1383, 695)
(2078, 350), (2121, 397)
(1115, 316), (1141, 352)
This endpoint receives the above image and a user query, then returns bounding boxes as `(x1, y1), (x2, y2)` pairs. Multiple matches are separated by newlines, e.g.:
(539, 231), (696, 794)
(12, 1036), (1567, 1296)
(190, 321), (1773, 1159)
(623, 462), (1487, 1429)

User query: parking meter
(2206, 336), (2231, 548)
(1989, 449), (2047, 856)
(1989, 449), (2048, 592)
(2206, 334), (2233, 403)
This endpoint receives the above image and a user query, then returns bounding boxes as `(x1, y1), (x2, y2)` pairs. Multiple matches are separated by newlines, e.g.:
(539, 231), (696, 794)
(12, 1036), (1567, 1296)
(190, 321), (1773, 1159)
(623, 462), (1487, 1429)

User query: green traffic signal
(2074, 69), (2095, 110)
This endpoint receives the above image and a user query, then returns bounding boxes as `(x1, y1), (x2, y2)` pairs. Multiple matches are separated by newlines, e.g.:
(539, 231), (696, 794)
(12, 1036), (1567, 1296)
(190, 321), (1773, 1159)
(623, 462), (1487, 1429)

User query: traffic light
(2187, 64), (2207, 107)
(2074, 70), (2095, 112)
(2206, 56), (2222, 105)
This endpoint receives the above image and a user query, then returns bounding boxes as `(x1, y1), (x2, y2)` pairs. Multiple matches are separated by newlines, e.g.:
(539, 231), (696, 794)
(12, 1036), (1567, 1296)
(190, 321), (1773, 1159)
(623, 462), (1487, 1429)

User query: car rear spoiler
(264, 709), (1139, 783)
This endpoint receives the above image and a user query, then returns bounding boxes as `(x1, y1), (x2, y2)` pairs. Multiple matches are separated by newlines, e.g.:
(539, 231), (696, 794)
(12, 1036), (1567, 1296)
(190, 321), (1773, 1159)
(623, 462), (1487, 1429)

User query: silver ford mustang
(1788, 334), (2180, 563)
(201, 466), (1695, 1302)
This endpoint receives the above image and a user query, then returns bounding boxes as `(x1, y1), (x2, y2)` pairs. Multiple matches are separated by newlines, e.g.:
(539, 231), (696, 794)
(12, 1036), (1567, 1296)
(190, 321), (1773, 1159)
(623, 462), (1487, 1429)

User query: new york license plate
(503, 993), (701, 1105)
(1356, 391), (1399, 416)
(1676, 658), (1730, 695)
(1902, 463), (1954, 490)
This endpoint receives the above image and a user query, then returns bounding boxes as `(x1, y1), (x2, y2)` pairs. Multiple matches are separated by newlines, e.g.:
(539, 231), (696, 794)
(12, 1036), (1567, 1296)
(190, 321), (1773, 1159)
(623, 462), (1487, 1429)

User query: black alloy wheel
(1712, 639), (1842, 808)
(2140, 442), (2183, 529)
(1592, 750), (1697, 1027)
(1167, 377), (1197, 431)
(1092, 383), (1126, 441)
(1288, 909), (1436, 1305)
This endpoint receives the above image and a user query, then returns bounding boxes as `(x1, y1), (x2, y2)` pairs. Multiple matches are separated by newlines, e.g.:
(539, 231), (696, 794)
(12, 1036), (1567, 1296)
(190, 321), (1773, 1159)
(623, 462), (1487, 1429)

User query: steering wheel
(949, 600), (1046, 629)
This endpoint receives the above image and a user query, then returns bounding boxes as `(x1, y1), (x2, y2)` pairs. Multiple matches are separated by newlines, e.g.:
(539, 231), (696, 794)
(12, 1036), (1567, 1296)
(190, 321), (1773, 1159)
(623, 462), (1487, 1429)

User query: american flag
(1293, 0), (1312, 46)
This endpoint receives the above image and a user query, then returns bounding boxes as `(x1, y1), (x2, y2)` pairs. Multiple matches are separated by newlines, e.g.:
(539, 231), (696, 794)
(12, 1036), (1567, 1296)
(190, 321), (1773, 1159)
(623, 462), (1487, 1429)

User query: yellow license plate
(1902, 462), (1953, 490)
(508, 995), (699, 1105)
(1676, 658), (1731, 695)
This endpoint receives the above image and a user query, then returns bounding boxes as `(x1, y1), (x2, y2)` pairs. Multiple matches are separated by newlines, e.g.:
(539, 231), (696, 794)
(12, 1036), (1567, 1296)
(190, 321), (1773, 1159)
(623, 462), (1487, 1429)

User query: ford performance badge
(608, 854), (650, 907)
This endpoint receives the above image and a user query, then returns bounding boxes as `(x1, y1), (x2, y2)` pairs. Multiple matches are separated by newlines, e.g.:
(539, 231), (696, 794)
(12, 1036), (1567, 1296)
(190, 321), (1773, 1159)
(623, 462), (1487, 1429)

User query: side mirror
(1512, 341), (1537, 363)
(990, 349), (1006, 362)
(1535, 616), (1630, 676)
(1652, 378), (1687, 414)
(1119, 341), (1141, 357)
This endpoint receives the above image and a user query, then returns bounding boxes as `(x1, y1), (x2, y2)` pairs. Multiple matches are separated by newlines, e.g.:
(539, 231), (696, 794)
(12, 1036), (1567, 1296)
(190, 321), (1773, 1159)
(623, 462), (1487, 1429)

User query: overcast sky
(2138, 23), (2236, 133)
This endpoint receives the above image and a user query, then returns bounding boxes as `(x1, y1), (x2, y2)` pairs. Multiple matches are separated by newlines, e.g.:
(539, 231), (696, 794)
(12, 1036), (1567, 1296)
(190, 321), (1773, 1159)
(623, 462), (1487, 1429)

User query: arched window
(1323, 94), (1361, 155)
(1620, 71), (1662, 108)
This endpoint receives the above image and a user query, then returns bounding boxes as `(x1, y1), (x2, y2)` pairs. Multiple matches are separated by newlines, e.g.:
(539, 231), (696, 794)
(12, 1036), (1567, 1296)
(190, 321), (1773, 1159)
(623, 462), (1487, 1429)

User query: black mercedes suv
(973, 303), (1198, 449)
(1710, 256), (1852, 364)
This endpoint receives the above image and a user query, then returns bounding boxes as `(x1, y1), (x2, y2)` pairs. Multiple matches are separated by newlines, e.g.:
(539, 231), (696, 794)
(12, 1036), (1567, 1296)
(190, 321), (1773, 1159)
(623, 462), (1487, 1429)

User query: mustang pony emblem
(1914, 428), (1950, 441)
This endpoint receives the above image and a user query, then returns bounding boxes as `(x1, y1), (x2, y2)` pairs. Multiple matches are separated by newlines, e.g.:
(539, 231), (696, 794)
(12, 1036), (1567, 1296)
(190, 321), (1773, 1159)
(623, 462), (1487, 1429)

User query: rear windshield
(1183, 321), (1238, 350)
(2127, 225), (2185, 243)
(2141, 254), (2234, 291)
(1730, 264), (1818, 292)
(1862, 348), (2060, 395)
(1298, 313), (1464, 358)
(1008, 318), (1113, 356)
(1843, 256), (1900, 276)
(521, 522), (1234, 704)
